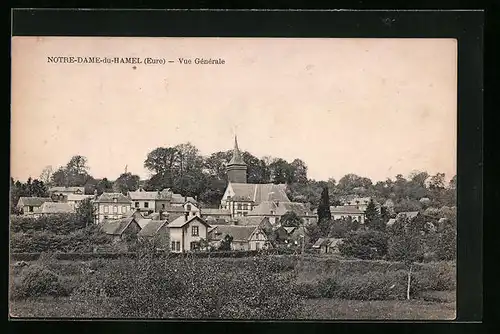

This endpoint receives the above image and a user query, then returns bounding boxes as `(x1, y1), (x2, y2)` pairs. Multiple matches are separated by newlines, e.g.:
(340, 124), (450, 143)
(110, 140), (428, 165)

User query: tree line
(11, 142), (456, 211)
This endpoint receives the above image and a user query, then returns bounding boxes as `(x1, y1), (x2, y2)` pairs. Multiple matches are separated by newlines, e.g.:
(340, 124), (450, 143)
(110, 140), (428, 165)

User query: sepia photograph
(10, 36), (457, 320)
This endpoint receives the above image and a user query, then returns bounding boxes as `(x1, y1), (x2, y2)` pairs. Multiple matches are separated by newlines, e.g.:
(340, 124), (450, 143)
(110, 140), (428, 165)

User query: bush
(72, 254), (303, 319)
(335, 270), (408, 300)
(15, 264), (65, 298)
(339, 230), (388, 260)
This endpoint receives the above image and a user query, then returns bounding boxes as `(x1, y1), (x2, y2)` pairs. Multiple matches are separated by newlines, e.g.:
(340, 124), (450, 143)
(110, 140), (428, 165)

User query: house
(164, 203), (200, 219)
(65, 194), (95, 208)
(137, 219), (170, 248)
(128, 188), (198, 214)
(208, 225), (269, 251)
(343, 196), (372, 211)
(32, 201), (75, 218)
(48, 186), (85, 196)
(16, 197), (52, 215)
(126, 208), (145, 221)
(312, 238), (344, 254)
(219, 136), (290, 219)
(235, 216), (271, 227)
(329, 206), (366, 224)
(246, 200), (317, 225)
(167, 214), (211, 252)
(199, 208), (232, 223)
(93, 192), (133, 224)
(99, 217), (141, 243)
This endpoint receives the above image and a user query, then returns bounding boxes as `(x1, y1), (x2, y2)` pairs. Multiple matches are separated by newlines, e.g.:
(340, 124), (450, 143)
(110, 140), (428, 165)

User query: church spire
(226, 135), (247, 183)
(228, 135), (246, 165)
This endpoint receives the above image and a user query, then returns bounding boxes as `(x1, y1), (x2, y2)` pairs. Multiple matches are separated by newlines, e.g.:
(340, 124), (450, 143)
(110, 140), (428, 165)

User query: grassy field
(9, 294), (456, 320)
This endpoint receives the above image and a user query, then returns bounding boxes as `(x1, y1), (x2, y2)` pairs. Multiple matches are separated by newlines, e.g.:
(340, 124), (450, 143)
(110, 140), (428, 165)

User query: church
(219, 137), (315, 224)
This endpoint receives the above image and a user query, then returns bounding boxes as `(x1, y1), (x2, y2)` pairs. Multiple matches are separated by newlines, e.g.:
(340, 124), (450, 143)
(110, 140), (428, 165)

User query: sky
(11, 37), (457, 183)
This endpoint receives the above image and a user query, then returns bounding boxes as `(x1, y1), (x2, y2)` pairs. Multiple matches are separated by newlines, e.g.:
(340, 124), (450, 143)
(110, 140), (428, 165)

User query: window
(29, 206), (33, 212)
(135, 202), (139, 208)
(237, 203), (242, 210)
(190, 241), (198, 251)
(243, 212), (248, 216)
(171, 241), (176, 250)
(162, 204), (165, 209)
(176, 241), (180, 251)
(256, 243), (261, 250)
(144, 202), (149, 208)
(244, 204), (248, 210)
(186, 204), (192, 211)
(113, 198), (117, 203)
(113, 206), (118, 213)
(122, 206), (127, 213)
(104, 205), (109, 213)
(192, 226), (199, 236)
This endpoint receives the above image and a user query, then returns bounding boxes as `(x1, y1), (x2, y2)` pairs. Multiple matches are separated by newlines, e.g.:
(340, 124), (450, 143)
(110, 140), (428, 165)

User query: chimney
(184, 195), (188, 203)
(184, 212), (189, 221)
(159, 210), (164, 220)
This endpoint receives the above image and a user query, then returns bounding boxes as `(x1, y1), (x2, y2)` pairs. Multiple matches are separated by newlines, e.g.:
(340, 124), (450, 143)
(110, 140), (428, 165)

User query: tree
(317, 187), (331, 221)
(290, 159), (308, 184)
(113, 173), (140, 194)
(95, 178), (113, 195)
(329, 217), (360, 238)
(268, 158), (294, 184)
(218, 235), (233, 251)
(387, 216), (424, 300)
(75, 198), (95, 228)
(337, 174), (373, 195)
(305, 223), (322, 247)
(365, 199), (385, 231)
(339, 230), (388, 260)
(39, 166), (53, 186)
(280, 211), (302, 228)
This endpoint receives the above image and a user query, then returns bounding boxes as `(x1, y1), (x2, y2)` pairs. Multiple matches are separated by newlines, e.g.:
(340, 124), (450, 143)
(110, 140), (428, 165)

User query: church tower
(226, 135), (247, 183)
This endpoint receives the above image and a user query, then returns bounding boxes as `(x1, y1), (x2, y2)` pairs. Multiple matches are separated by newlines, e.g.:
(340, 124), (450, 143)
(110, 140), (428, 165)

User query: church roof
(228, 136), (246, 166)
(228, 183), (290, 203)
(247, 201), (315, 217)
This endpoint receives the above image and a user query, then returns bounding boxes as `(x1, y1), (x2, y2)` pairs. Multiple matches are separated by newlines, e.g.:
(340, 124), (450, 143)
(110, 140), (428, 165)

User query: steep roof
(137, 218), (153, 229)
(138, 220), (168, 237)
(66, 194), (94, 201)
(209, 225), (257, 242)
(37, 202), (75, 214)
(49, 186), (85, 193)
(128, 190), (160, 200)
(228, 183), (290, 203)
(312, 237), (343, 248)
(200, 208), (231, 216)
(17, 197), (52, 207)
(236, 216), (268, 226)
(99, 217), (138, 235)
(228, 136), (246, 166)
(96, 192), (131, 203)
(248, 201), (314, 217)
(167, 215), (210, 228)
(330, 205), (365, 214)
(284, 227), (297, 234)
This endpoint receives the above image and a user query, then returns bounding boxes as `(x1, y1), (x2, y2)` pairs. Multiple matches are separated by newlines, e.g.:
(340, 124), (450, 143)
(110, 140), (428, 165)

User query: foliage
(317, 187), (332, 222)
(339, 230), (389, 260)
(10, 177), (49, 213)
(14, 264), (66, 298)
(112, 172), (140, 194)
(280, 211), (302, 228)
(365, 199), (385, 231)
(328, 217), (360, 238)
(71, 255), (302, 319)
(218, 235), (233, 251)
(51, 155), (92, 187)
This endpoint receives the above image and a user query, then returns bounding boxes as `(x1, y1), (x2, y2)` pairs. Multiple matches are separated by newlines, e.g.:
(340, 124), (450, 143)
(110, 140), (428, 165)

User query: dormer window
(113, 198), (117, 203)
